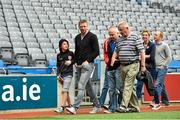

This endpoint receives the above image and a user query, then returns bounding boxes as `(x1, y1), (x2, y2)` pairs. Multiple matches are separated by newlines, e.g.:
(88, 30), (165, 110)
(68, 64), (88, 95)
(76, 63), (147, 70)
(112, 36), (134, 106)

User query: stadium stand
(0, 0), (179, 74)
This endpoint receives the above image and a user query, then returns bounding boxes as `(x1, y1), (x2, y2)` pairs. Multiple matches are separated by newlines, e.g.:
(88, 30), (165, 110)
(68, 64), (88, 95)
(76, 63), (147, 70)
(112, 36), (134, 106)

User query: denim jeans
(107, 67), (123, 112)
(136, 68), (156, 99)
(154, 68), (169, 104)
(99, 69), (109, 106)
(73, 63), (100, 108)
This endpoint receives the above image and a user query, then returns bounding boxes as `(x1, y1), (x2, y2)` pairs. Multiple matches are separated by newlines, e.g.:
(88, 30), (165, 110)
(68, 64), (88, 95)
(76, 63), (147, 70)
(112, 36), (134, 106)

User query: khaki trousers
(120, 62), (140, 110)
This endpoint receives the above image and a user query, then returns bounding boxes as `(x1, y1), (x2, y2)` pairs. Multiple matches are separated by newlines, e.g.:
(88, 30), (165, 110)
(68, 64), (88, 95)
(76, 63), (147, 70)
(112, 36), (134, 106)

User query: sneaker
(116, 106), (127, 113)
(102, 105), (109, 110)
(89, 107), (101, 114)
(104, 110), (112, 114)
(152, 104), (161, 110)
(149, 102), (155, 107)
(127, 107), (140, 113)
(162, 102), (170, 106)
(54, 107), (64, 113)
(66, 106), (76, 114)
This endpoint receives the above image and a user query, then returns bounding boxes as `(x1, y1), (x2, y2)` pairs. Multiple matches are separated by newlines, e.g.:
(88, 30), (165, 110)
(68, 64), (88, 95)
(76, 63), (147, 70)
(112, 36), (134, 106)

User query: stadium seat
(10, 36), (24, 42)
(26, 42), (40, 48)
(37, 38), (50, 43)
(46, 53), (57, 61)
(23, 32), (35, 38)
(42, 48), (55, 53)
(0, 60), (7, 74)
(39, 42), (53, 48)
(0, 41), (13, 63)
(30, 53), (47, 67)
(12, 42), (26, 48)
(0, 35), (10, 42)
(13, 47), (29, 66)
(24, 37), (37, 43)
(168, 60), (180, 69)
(173, 55), (180, 60)
(28, 48), (42, 55)
(0, 60), (6, 67)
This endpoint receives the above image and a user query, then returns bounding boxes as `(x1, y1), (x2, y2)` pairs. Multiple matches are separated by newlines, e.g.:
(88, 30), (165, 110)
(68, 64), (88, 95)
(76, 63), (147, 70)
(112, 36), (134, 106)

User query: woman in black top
(136, 29), (156, 102)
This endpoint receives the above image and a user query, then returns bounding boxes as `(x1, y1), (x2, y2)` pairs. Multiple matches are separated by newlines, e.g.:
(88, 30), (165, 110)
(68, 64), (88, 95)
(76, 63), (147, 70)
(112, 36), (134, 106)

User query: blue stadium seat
(48, 59), (57, 68)
(0, 60), (5, 67)
(168, 60), (180, 69)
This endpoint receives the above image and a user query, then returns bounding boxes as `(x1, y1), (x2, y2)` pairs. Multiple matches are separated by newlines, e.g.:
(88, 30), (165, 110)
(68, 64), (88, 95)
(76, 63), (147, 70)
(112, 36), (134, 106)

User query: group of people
(55, 19), (172, 114)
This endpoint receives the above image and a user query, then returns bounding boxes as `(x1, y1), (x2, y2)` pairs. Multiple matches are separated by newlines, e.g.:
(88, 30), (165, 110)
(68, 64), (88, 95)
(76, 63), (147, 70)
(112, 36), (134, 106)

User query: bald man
(103, 26), (123, 113)
(151, 31), (172, 110)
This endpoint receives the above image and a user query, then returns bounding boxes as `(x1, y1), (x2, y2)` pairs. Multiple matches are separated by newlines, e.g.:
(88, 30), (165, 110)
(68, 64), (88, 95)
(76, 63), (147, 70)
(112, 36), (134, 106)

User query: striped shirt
(115, 32), (144, 64)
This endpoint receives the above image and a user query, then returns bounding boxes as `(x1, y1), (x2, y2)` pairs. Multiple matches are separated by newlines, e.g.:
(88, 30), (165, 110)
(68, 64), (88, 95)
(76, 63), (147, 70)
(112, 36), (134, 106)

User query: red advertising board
(143, 73), (180, 102)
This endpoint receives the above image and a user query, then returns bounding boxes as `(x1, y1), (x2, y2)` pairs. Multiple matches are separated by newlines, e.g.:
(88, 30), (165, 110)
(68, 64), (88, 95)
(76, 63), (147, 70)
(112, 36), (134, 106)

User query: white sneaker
(104, 110), (112, 114)
(149, 102), (155, 107)
(89, 107), (101, 114)
(66, 106), (76, 114)
(54, 107), (64, 113)
(102, 105), (109, 110)
(152, 104), (161, 110)
(116, 106), (127, 113)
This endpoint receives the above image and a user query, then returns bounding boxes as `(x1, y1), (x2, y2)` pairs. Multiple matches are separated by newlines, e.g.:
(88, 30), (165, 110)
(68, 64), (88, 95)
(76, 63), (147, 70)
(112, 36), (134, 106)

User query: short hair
(117, 20), (129, 30)
(159, 31), (164, 38)
(141, 29), (151, 36)
(78, 19), (88, 26)
(108, 26), (119, 32)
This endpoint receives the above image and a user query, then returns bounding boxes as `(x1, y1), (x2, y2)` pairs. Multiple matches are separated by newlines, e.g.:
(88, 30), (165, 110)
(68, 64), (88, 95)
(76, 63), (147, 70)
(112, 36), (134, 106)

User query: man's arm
(86, 34), (100, 63)
(74, 37), (78, 64)
(111, 51), (118, 66)
(163, 44), (172, 66)
(103, 39), (109, 65)
(140, 50), (146, 72)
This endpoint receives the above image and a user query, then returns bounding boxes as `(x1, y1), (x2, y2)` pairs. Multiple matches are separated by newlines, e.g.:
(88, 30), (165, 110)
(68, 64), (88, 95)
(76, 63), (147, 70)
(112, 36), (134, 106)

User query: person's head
(154, 31), (163, 42)
(117, 21), (130, 38)
(141, 29), (151, 43)
(78, 19), (89, 35)
(108, 26), (119, 41)
(59, 39), (69, 52)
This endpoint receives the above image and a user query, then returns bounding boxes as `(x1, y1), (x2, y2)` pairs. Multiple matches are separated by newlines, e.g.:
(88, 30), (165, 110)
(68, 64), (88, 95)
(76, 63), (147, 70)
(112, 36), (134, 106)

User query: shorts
(62, 75), (72, 92)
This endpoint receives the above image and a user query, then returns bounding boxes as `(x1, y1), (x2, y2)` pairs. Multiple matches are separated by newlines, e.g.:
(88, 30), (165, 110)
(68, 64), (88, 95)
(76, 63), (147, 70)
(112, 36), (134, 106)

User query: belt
(120, 60), (139, 66)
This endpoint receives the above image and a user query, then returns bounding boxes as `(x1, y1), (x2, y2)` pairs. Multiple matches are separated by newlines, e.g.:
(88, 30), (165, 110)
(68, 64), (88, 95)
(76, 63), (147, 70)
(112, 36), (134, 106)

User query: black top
(145, 41), (156, 69)
(57, 50), (74, 76)
(107, 40), (120, 71)
(74, 31), (99, 65)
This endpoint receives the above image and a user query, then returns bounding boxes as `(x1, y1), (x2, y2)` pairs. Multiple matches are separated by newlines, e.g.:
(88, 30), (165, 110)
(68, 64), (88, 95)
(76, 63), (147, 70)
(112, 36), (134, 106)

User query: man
(136, 29), (156, 102)
(151, 31), (172, 110)
(111, 21), (146, 112)
(66, 20), (101, 114)
(103, 26), (123, 113)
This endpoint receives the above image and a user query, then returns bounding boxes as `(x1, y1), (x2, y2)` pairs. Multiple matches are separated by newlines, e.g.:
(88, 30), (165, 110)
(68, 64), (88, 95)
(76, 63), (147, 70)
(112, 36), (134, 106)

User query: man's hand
(83, 60), (89, 65)
(141, 66), (146, 73)
(111, 52), (118, 66)
(111, 58), (116, 66)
